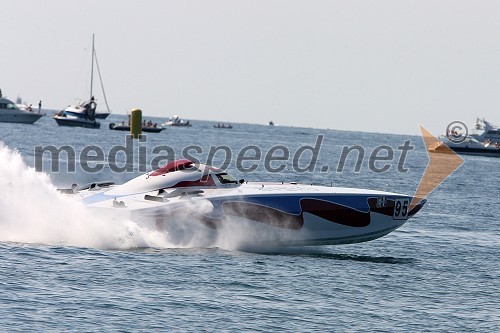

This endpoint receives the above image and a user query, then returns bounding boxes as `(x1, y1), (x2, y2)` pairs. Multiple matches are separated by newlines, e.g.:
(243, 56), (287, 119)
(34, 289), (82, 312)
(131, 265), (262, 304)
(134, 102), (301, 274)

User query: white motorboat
(0, 93), (43, 124)
(54, 98), (100, 129)
(63, 159), (426, 247)
(430, 118), (500, 157)
(163, 115), (191, 127)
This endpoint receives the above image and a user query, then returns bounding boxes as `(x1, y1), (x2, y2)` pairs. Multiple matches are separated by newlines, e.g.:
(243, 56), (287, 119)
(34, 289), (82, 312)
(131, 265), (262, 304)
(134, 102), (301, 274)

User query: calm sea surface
(0, 114), (498, 332)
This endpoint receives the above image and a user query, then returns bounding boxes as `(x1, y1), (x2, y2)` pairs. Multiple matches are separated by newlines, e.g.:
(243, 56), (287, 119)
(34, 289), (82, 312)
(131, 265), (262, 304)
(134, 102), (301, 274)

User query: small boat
(213, 123), (232, 129)
(62, 159), (426, 247)
(109, 122), (164, 133)
(163, 115), (191, 127)
(54, 94), (100, 129)
(430, 118), (500, 157)
(0, 92), (43, 124)
(61, 34), (111, 120)
(268, 121), (275, 126)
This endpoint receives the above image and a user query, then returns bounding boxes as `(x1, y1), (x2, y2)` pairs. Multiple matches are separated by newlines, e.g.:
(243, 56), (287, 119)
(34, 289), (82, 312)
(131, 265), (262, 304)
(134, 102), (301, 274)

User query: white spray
(0, 143), (173, 249)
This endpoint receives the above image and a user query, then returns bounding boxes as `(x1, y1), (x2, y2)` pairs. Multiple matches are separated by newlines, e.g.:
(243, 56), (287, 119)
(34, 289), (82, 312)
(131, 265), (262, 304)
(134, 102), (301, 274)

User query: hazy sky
(1, 0), (499, 135)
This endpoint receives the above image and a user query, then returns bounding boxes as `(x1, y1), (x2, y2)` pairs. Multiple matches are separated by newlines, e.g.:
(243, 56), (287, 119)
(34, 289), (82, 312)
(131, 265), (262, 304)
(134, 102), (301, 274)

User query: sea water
(0, 115), (498, 332)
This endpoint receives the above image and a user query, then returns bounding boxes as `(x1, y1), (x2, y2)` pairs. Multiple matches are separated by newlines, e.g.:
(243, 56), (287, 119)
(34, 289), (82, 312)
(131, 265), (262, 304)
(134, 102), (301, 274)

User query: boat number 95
(393, 198), (409, 220)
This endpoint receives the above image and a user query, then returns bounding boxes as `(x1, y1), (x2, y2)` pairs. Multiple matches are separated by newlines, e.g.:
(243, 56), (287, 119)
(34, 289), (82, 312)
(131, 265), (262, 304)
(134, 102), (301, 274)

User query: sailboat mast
(90, 33), (95, 99)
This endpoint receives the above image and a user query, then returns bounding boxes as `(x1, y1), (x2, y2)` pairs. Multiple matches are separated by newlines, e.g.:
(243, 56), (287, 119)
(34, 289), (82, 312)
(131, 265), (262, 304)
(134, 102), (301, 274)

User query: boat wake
(0, 143), (174, 250)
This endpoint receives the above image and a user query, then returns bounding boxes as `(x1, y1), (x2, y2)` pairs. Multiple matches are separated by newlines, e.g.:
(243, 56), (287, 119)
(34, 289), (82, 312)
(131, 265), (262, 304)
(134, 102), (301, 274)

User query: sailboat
(54, 34), (110, 128)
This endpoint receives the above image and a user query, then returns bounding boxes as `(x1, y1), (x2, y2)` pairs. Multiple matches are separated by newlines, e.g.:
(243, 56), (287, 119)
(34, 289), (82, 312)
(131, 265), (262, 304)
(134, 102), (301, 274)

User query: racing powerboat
(63, 159), (426, 247)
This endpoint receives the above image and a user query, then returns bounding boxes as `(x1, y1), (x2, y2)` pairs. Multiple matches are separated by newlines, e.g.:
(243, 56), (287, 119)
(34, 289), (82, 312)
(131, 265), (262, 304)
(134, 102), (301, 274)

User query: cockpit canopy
(105, 159), (239, 196)
(149, 159), (238, 184)
(150, 159), (194, 176)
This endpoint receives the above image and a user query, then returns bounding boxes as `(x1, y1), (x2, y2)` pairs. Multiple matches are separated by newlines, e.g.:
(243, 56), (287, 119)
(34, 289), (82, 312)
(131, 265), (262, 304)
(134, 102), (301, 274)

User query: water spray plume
(0, 143), (173, 249)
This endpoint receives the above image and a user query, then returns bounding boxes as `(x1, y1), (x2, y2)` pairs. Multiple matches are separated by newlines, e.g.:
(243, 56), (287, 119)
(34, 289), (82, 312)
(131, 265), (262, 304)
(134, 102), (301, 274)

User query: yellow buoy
(130, 108), (142, 138)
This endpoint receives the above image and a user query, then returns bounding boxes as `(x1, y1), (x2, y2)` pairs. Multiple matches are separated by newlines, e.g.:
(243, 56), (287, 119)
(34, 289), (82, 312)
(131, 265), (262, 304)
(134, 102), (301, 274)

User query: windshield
(0, 103), (19, 110)
(215, 173), (238, 184)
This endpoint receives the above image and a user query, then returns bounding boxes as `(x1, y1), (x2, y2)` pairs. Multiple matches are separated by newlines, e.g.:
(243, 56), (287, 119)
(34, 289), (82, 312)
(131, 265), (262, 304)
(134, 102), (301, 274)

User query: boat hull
(79, 185), (424, 247)
(164, 122), (191, 127)
(144, 207), (413, 247)
(64, 110), (110, 119)
(54, 117), (101, 129)
(429, 141), (500, 157)
(109, 123), (164, 133)
(157, 195), (421, 247)
(448, 146), (500, 157)
(0, 113), (43, 124)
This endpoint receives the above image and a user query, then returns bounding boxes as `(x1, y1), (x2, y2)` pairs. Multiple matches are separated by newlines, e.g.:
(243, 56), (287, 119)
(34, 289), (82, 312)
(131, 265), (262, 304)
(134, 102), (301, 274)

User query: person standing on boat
(38, 100), (42, 113)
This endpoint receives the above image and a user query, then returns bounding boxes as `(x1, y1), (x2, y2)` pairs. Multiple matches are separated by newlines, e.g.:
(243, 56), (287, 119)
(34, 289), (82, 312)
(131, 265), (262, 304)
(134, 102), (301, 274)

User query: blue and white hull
(124, 189), (424, 247)
(66, 160), (426, 247)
